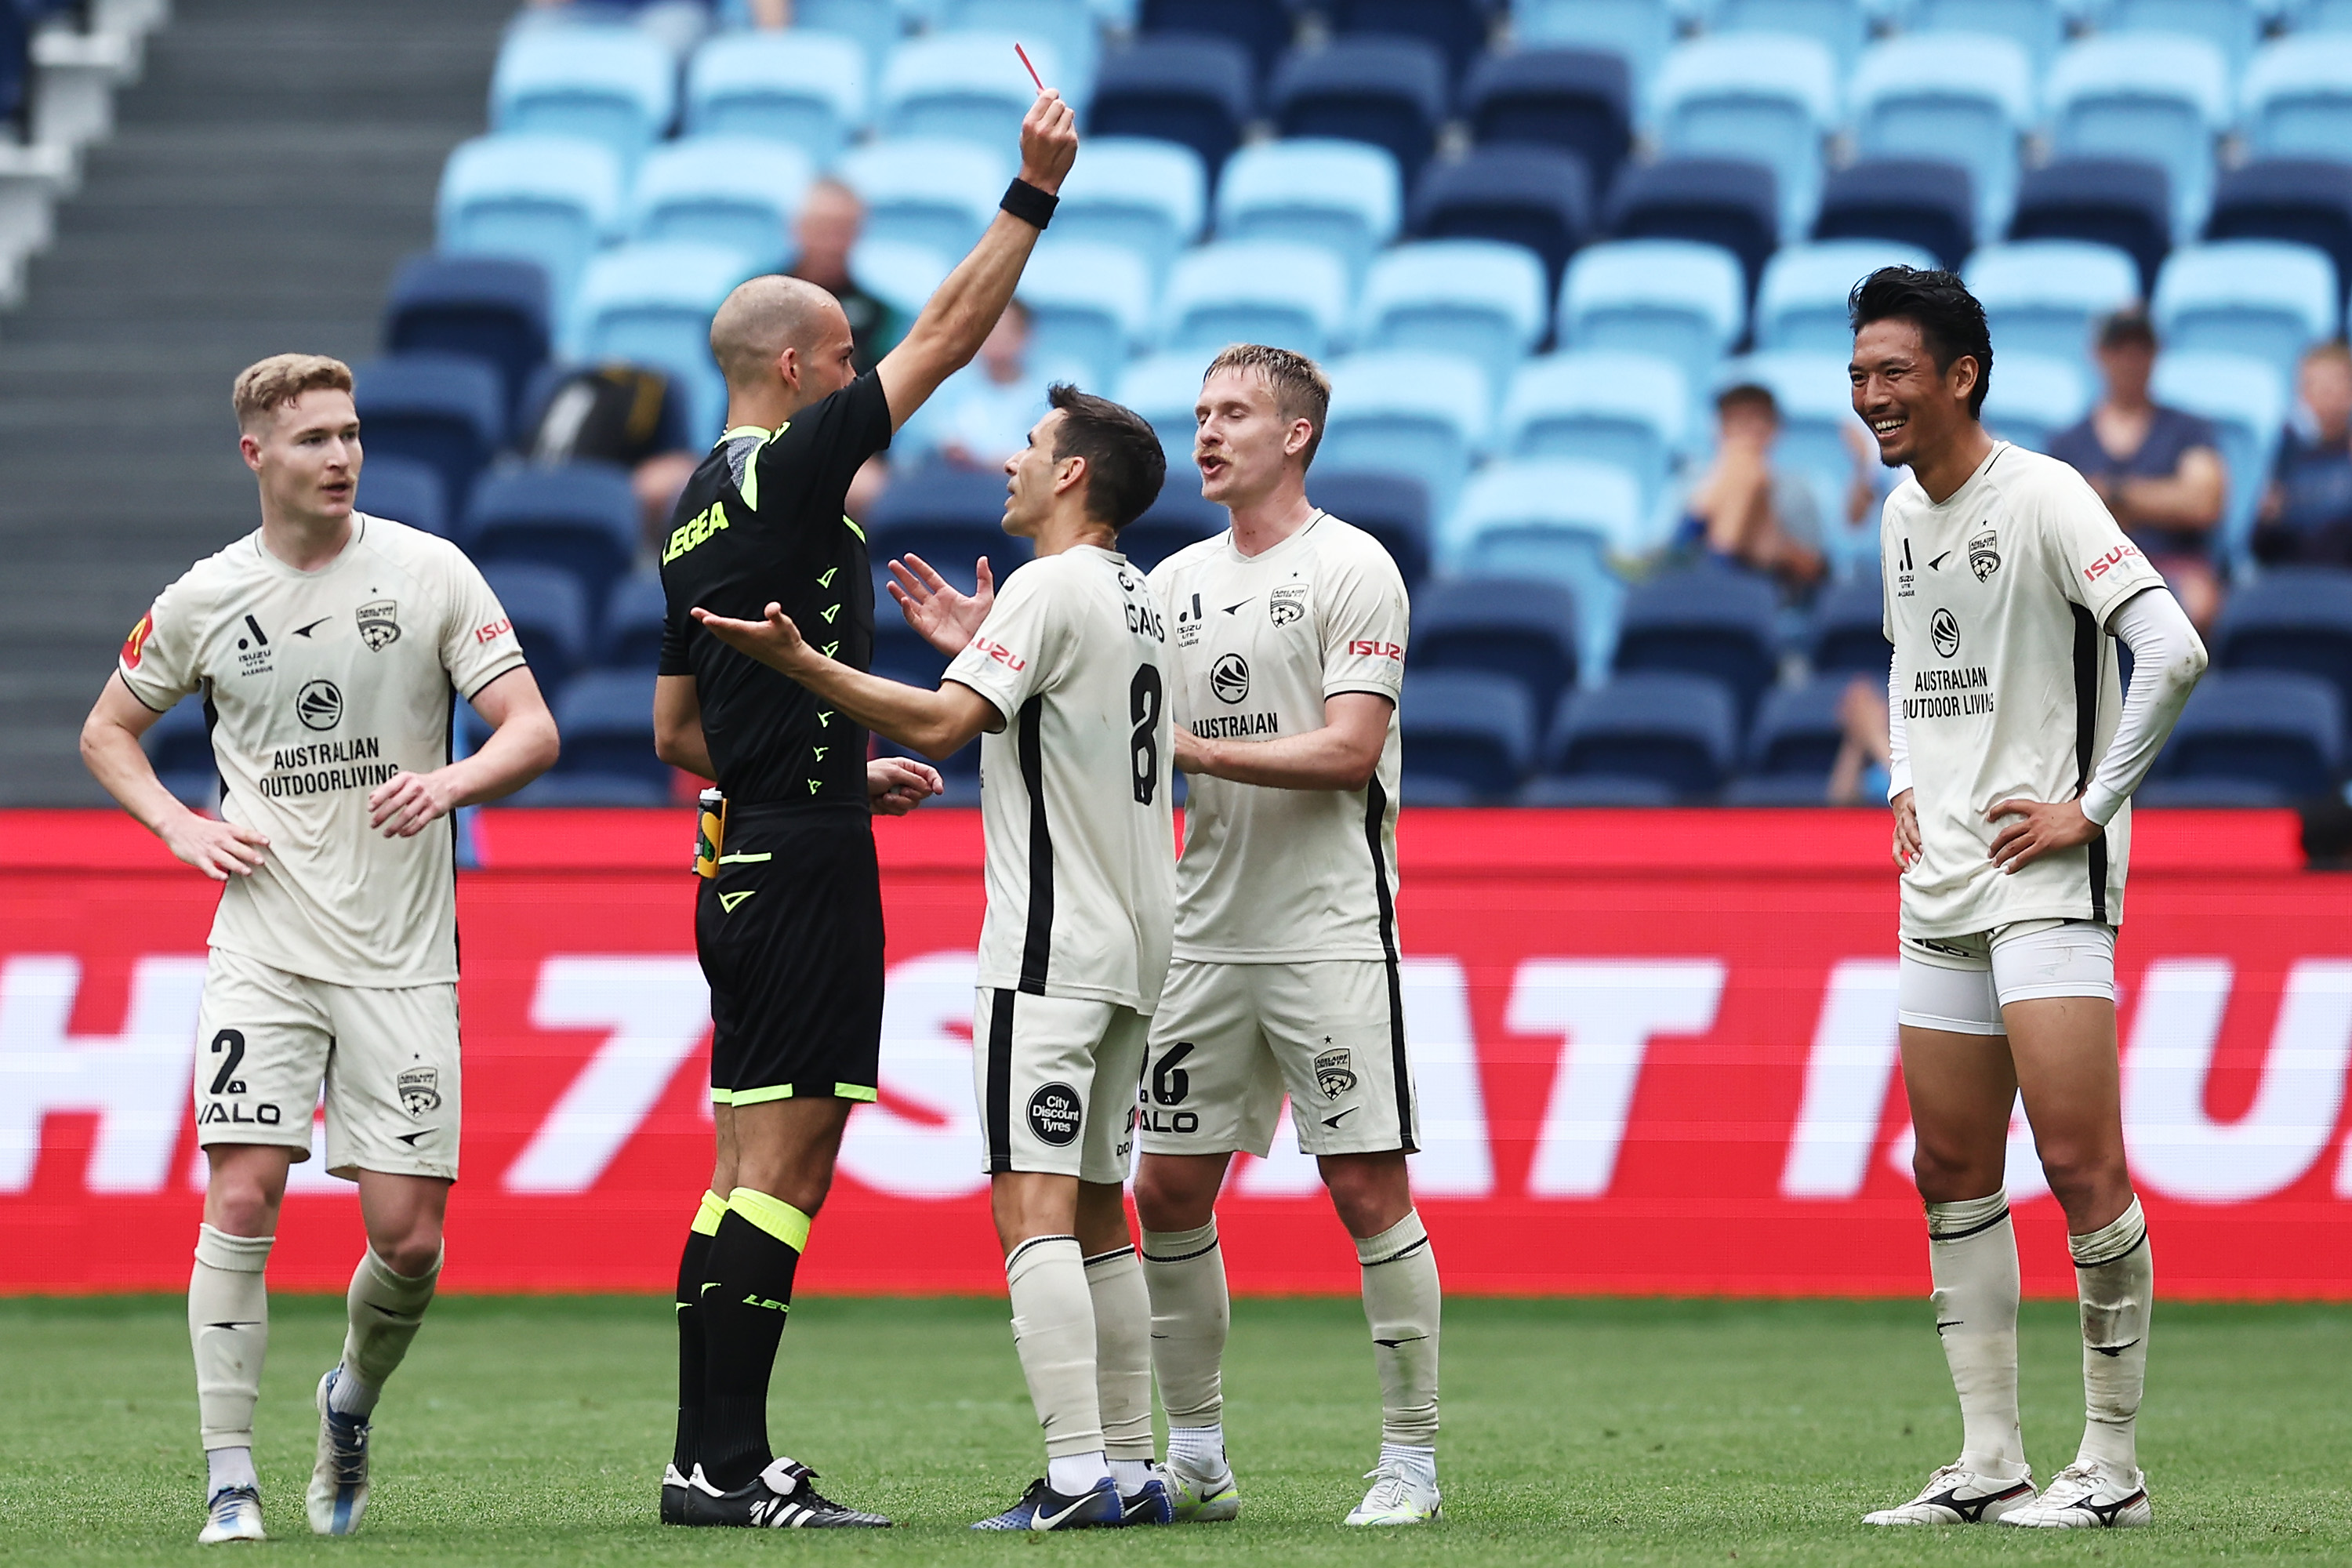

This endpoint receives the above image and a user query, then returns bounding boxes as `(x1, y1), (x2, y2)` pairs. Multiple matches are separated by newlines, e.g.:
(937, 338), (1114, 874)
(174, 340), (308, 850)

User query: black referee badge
(1969, 528), (2001, 582)
(357, 599), (401, 651)
(397, 1065), (441, 1116)
(1027, 1083), (1082, 1146)
(1315, 1046), (1357, 1100)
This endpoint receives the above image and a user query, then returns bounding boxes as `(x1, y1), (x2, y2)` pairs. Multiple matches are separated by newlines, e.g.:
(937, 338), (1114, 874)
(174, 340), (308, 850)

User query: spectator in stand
(1828, 674), (1892, 806)
(790, 177), (901, 376)
(2256, 339), (2352, 568)
(1683, 382), (1828, 597)
(913, 300), (1055, 470)
(517, 361), (702, 544)
(2046, 309), (2228, 630)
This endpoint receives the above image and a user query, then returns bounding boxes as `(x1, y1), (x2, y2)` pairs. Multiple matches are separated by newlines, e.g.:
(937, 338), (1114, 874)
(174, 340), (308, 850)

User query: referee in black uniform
(648, 89), (1080, 1529)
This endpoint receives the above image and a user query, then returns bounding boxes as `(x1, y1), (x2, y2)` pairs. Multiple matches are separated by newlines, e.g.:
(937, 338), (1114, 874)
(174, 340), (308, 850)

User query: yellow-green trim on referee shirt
(730, 1083), (797, 1106)
(836, 1083), (878, 1102)
(717, 422), (789, 511)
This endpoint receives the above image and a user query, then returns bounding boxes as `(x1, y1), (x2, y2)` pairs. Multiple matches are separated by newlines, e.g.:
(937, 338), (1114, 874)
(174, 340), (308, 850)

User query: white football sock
(1926, 1190), (2028, 1480)
(1047, 1451), (1112, 1495)
(1141, 1219), (1228, 1430)
(1083, 1244), (1156, 1467)
(1166, 1422), (1226, 1477)
(1380, 1441), (1437, 1489)
(1356, 1210), (1441, 1450)
(332, 1244), (441, 1417)
(1108, 1457), (1153, 1493)
(205, 1445), (257, 1497)
(190, 1224), (273, 1452)
(2071, 1196), (2152, 1475)
(1006, 1235), (1106, 1462)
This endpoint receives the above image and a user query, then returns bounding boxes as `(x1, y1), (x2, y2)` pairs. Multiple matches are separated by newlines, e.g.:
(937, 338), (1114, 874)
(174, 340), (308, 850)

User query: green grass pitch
(2, 1294), (2346, 1563)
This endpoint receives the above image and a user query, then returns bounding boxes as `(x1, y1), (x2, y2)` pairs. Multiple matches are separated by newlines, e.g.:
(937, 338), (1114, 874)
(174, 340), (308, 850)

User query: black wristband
(1000, 178), (1058, 230)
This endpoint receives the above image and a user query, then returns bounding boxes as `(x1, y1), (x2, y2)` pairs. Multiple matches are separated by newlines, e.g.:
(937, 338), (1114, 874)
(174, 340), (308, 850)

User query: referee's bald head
(710, 274), (852, 396)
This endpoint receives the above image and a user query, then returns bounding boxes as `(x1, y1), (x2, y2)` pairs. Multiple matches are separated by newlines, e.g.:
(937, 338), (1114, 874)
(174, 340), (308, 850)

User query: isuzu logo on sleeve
(357, 600), (401, 650)
(296, 679), (344, 731)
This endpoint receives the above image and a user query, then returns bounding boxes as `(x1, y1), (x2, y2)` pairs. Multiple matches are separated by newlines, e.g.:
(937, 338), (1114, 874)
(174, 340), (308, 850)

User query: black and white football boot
(971, 1475), (1121, 1531)
(680, 1457), (891, 1527)
(1863, 1461), (2038, 1525)
(659, 1463), (688, 1525)
(1998, 1461), (2152, 1528)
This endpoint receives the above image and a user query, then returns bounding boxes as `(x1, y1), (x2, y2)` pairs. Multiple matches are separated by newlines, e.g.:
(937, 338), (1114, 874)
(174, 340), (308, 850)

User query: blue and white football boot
(307, 1367), (371, 1536)
(970, 1475), (1121, 1531)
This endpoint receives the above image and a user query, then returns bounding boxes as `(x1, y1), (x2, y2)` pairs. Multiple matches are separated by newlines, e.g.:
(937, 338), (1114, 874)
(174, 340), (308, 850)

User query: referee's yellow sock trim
(691, 1190), (727, 1237)
(728, 1188), (811, 1253)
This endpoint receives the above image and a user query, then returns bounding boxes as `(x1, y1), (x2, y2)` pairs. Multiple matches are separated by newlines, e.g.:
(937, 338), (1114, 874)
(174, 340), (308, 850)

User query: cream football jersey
(118, 515), (525, 986)
(945, 545), (1177, 1013)
(1147, 511), (1408, 964)
(1879, 443), (2165, 938)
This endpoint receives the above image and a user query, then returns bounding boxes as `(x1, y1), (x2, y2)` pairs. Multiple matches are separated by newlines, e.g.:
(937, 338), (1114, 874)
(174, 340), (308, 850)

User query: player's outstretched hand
(868, 756), (945, 816)
(691, 602), (815, 674)
(1017, 89), (1078, 194)
(1987, 796), (2100, 873)
(1891, 787), (1921, 873)
(887, 552), (994, 655)
(370, 768), (463, 838)
(162, 811), (268, 880)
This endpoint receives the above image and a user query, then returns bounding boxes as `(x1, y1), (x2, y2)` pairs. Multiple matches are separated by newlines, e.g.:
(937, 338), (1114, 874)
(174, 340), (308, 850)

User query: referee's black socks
(670, 1191), (727, 1480)
(696, 1187), (811, 1491)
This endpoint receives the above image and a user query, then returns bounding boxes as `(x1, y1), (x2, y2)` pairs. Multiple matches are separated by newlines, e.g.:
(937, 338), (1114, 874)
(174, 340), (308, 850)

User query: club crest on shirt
(357, 599), (401, 651)
(1969, 528), (2000, 582)
(1269, 582), (1309, 626)
(1314, 1046), (1356, 1101)
(397, 1065), (441, 1117)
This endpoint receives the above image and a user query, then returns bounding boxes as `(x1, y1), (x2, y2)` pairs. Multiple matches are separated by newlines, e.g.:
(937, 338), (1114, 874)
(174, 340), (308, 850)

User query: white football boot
(1343, 1459), (1441, 1526)
(1163, 1452), (1240, 1523)
(1863, 1461), (2038, 1525)
(197, 1484), (266, 1544)
(307, 1367), (372, 1535)
(1998, 1461), (2152, 1528)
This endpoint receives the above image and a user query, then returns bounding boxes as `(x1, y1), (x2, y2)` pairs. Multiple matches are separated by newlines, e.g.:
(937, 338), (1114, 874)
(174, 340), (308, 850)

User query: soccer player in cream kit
(1848, 270), (2206, 1530)
(78, 354), (559, 1543)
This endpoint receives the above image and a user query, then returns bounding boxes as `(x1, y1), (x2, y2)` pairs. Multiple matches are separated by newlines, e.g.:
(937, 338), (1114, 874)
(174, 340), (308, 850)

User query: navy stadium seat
(1410, 144), (1592, 298)
(1271, 38), (1450, 183)
(2133, 777), (2292, 808)
(1812, 159), (1976, 272)
(1721, 774), (1841, 805)
(1139, 0), (1298, 83)
(1747, 673), (1855, 779)
(2158, 670), (2343, 798)
(1611, 565), (1783, 727)
(1545, 673), (1740, 799)
(2205, 160), (2352, 316)
(1810, 573), (1893, 678)
(553, 670), (667, 788)
(869, 617), (953, 690)
(1400, 773), (1481, 806)
(864, 464), (1029, 595)
(1412, 577), (1582, 721)
(1119, 487), (1225, 574)
(1087, 37), (1254, 182)
(354, 456), (449, 539)
(464, 463), (641, 621)
(479, 563), (590, 694)
(1310, 471), (1432, 588)
(597, 572), (668, 670)
(1517, 774), (1678, 806)
(1850, 32), (2034, 241)
(1330, 0), (1497, 85)
(1605, 158), (1780, 300)
(1461, 49), (1632, 199)
(143, 698), (216, 809)
(383, 254), (551, 428)
(1653, 33), (1840, 239)
(2009, 157), (2173, 297)
(2211, 567), (2352, 724)
(353, 354), (505, 523)
(2045, 34), (2230, 244)
(1399, 671), (1537, 800)
(510, 773), (670, 806)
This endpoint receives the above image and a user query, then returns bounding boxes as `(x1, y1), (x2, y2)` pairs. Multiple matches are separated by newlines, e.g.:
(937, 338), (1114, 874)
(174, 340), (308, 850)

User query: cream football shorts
(1137, 959), (1420, 1160)
(1898, 919), (2118, 1036)
(193, 948), (463, 1181)
(972, 988), (1148, 1182)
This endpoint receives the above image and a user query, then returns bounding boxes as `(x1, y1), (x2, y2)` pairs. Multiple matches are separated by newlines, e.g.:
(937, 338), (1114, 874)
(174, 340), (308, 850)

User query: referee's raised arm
(873, 90), (1079, 431)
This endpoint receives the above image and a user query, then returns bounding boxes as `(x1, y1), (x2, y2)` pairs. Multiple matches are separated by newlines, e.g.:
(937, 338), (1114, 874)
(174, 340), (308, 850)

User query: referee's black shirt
(659, 372), (894, 808)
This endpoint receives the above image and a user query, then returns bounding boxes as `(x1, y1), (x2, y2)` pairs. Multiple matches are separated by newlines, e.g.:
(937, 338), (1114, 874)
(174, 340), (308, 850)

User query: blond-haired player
(79, 354), (559, 1543)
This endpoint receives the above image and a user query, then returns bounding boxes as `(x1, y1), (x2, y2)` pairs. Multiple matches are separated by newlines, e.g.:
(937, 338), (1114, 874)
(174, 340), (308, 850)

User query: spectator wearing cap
(1682, 382), (1828, 597)
(2256, 339), (2352, 568)
(2046, 309), (2228, 630)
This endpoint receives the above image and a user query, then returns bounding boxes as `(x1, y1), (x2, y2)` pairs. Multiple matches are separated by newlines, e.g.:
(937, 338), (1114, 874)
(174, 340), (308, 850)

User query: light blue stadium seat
(491, 25), (677, 169)
(1653, 34), (1840, 239)
(2150, 350), (2288, 562)
(684, 29), (868, 165)
(1497, 350), (1691, 524)
(437, 134), (623, 314)
(1899, 0), (2067, 71)
(2091, 0), (2263, 77)
(1319, 350), (1492, 516)
(568, 241), (753, 442)
(941, 0), (1101, 92)
(790, 0), (909, 89)
(1356, 239), (1548, 405)
(1444, 459), (1651, 680)
(1964, 240), (2140, 365)
(1700, 0), (1871, 74)
(1559, 240), (1747, 427)
(2046, 34), (2232, 242)
(1049, 137), (1206, 289)
(1213, 139), (1403, 292)
(846, 236), (952, 321)
(880, 33), (1072, 151)
(1755, 240), (1940, 356)
(1015, 239), (1155, 390)
(630, 136), (813, 271)
(1980, 351), (2092, 452)
(1512, 0), (1678, 117)
(1849, 34), (2035, 240)
(1719, 351), (1875, 571)
(2151, 240), (2341, 385)
(2242, 35), (2352, 164)
(1161, 240), (1352, 359)
(1116, 348), (1212, 470)
(838, 137), (1011, 262)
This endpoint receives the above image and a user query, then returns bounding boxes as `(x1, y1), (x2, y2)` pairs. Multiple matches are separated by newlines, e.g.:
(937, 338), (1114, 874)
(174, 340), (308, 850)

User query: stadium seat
(1653, 34), (1839, 241)
(942, 0), (1102, 92)
(2096, 0), (2262, 77)
(1719, 350), (1873, 568)
(880, 33), (1071, 151)
(1980, 351), (2093, 453)
(1399, 773), (1481, 805)
(1613, 564), (1782, 727)
(1964, 240), (2140, 365)
(510, 772), (670, 806)
(1328, 0), (1496, 82)
(864, 464), (1030, 595)
(1118, 485), (1225, 574)
(1445, 458), (1649, 677)
(1311, 470), (1434, 586)
(598, 571), (669, 669)
(1086, 35), (1254, 178)
(142, 697), (216, 809)
(1809, 572), (1893, 678)
(1138, 0), (1296, 85)
(1408, 145), (1593, 299)
(2210, 566), (2352, 721)
(353, 354), (506, 523)
(1269, 38), (1450, 182)
(2158, 670), (2342, 797)
(2242, 36), (2352, 165)
(628, 136), (813, 273)
(490, 25), (677, 168)
(1901, 0), (2066, 72)
(793, 0), (908, 89)
(2007, 157), (2174, 298)
(683, 29), (869, 164)
(844, 237), (953, 325)
(354, 456), (451, 540)
(1707, 0), (1871, 71)
(463, 463), (641, 620)
(1398, 671), (1537, 799)
(480, 562), (591, 693)
(1497, 350), (1690, 520)
(1356, 240), (1548, 403)
(1319, 350), (1491, 514)
(1544, 673), (1740, 798)
(1720, 773), (1843, 804)
(1214, 139), (1403, 289)
(1511, 0), (1677, 115)
(553, 669), (667, 787)
(837, 137), (1010, 264)
(2205, 161), (2352, 315)
(1755, 240), (1940, 357)
(1117, 348), (1214, 470)
(2151, 240), (2341, 386)
(1461, 48), (1633, 200)
(1849, 33), (2034, 241)
(1014, 239), (1154, 391)
(383, 254), (552, 428)
(1517, 773), (1678, 805)
(1049, 136), (1207, 285)
(1161, 239), (1351, 358)
(2132, 776), (2292, 807)
(568, 241), (751, 441)
(1412, 576), (1583, 721)
(437, 134), (624, 313)
(1747, 672), (1854, 779)
(1603, 158), (1780, 302)
(1811, 160), (1976, 273)
(1559, 240), (1747, 421)
(2150, 350), (2288, 561)
(869, 616), (953, 689)
(2045, 34), (2231, 243)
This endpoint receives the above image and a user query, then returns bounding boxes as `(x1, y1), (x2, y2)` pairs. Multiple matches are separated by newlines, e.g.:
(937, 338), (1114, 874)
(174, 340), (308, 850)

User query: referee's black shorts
(695, 801), (884, 1107)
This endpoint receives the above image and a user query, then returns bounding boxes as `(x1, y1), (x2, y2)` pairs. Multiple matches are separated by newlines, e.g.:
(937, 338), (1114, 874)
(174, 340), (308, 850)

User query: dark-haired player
(1848, 267), (2206, 1530)
(695, 387), (1178, 1532)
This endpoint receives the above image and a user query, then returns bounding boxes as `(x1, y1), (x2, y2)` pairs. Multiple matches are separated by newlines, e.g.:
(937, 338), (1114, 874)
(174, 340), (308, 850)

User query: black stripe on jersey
(1361, 776), (1416, 1155)
(2070, 603), (2107, 922)
(1016, 694), (1054, 994)
(985, 988), (1015, 1173)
